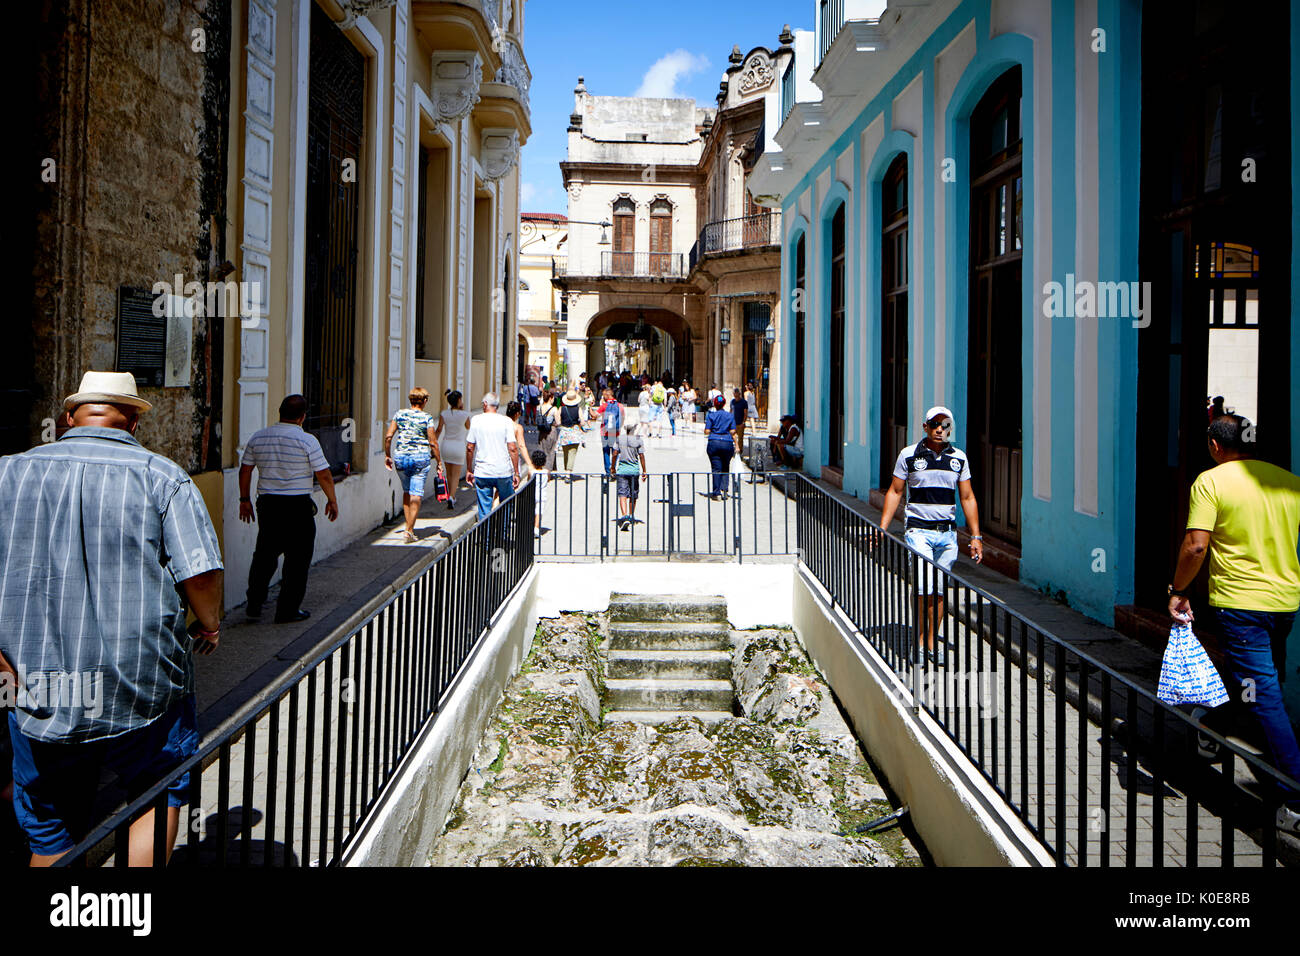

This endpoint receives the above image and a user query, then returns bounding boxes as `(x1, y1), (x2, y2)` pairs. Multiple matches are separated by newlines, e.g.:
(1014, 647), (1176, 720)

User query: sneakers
(274, 609), (311, 624)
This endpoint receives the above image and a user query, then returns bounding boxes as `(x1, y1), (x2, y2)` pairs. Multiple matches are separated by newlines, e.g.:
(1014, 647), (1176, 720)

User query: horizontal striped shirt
(242, 422), (329, 495)
(893, 440), (971, 524)
(0, 427), (224, 742)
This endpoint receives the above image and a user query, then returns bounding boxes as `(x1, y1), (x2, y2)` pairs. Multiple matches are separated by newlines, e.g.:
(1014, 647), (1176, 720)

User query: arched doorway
(968, 65), (1023, 545)
(827, 202), (846, 470)
(585, 308), (692, 385)
(880, 153), (909, 488)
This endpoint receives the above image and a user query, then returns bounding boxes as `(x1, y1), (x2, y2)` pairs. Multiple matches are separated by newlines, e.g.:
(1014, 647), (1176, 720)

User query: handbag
(433, 464), (449, 502)
(1157, 623), (1229, 707)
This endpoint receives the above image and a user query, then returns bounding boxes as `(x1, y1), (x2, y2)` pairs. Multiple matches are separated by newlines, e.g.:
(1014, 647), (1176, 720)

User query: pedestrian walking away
(557, 387), (586, 476)
(535, 387), (561, 472)
(731, 388), (749, 455)
(526, 448), (550, 537)
(705, 395), (739, 499)
(385, 386), (443, 543)
(434, 389), (471, 509)
(876, 405), (984, 664)
(0, 371), (224, 866)
(615, 419), (648, 530)
(240, 394), (340, 625)
(598, 387), (623, 476)
(465, 392), (520, 521)
(1167, 413), (1300, 834)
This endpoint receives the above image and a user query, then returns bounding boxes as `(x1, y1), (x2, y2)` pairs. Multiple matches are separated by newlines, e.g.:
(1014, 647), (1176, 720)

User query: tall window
(612, 197), (635, 275)
(501, 256), (512, 387)
(303, 2), (364, 475)
(969, 65), (1023, 543)
(880, 154), (908, 488)
(827, 203), (846, 469)
(416, 142), (449, 362)
(471, 195), (491, 360)
(794, 234), (806, 428)
(649, 199), (672, 275)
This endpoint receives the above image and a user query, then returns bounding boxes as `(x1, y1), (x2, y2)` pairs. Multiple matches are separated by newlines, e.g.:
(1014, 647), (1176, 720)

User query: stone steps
(602, 593), (736, 728)
(606, 677), (734, 712)
(608, 649), (731, 680)
(608, 621), (730, 651)
(608, 593), (728, 625)
(602, 710), (733, 729)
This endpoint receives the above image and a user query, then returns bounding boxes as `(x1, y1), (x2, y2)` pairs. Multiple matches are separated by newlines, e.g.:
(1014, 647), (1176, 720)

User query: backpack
(603, 402), (622, 434)
(651, 382), (666, 404)
(561, 402), (582, 427)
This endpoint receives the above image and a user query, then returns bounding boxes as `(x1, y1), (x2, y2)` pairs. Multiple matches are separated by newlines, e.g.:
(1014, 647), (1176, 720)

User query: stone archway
(585, 307), (692, 385)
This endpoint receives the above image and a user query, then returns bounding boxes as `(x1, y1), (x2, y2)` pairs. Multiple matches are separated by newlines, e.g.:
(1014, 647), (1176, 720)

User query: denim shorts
(9, 694), (199, 856)
(394, 455), (432, 497)
(905, 528), (958, 595)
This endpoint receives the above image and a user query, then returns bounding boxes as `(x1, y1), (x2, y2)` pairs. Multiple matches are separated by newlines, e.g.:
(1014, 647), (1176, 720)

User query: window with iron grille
(303, 3), (365, 476)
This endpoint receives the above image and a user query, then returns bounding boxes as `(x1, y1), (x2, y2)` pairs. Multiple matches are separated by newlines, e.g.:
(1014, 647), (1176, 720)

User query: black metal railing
(818, 0), (845, 62)
(535, 470), (797, 562)
(599, 251), (684, 279)
(689, 212), (782, 271)
(792, 476), (1300, 867)
(55, 480), (537, 868)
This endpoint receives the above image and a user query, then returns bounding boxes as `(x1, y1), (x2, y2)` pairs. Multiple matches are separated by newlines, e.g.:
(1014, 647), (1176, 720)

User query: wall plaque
(116, 286), (166, 387)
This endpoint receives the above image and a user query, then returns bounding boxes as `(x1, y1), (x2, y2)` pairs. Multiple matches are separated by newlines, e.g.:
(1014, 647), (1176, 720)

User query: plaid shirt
(0, 427), (223, 742)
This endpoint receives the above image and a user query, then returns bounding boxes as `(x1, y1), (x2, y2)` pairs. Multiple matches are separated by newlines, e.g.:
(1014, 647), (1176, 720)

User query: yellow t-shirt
(1185, 458), (1300, 612)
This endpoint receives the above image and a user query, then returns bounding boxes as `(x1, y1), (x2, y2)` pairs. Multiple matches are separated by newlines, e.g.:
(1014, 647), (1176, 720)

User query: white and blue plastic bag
(1157, 623), (1229, 707)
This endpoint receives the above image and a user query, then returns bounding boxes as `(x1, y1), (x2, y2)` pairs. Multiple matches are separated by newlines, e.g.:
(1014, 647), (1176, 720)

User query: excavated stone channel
(430, 610), (923, 866)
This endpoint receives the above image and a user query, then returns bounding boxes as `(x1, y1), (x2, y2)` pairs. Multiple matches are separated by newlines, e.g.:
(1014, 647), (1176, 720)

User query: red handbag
(433, 464), (450, 501)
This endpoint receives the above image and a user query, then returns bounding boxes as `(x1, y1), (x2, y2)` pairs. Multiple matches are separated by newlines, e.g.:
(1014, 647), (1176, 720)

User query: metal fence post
(599, 474), (609, 561)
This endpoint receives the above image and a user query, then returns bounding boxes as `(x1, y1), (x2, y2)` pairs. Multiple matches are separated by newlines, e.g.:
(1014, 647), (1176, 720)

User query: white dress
(438, 409), (471, 465)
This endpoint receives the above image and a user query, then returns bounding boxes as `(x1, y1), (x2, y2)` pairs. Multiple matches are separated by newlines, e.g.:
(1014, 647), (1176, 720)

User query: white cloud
(520, 182), (537, 204)
(634, 49), (710, 98)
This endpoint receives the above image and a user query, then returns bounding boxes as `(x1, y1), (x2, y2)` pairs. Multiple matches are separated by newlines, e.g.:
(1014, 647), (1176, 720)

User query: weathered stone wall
(30, 0), (230, 470)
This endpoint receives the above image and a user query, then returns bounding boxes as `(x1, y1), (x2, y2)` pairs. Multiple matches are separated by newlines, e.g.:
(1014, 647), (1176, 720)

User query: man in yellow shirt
(1168, 414), (1300, 834)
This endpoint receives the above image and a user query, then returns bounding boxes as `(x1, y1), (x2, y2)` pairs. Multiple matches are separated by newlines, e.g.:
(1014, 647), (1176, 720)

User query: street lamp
(719, 325), (731, 346)
(764, 321), (776, 345)
(562, 218), (611, 245)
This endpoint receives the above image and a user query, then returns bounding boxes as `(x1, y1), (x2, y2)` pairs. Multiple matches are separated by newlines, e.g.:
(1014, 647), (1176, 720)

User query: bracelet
(239, 497), (251, 502)
(971, 536), (983, 540)
(197, 626), (220, 638)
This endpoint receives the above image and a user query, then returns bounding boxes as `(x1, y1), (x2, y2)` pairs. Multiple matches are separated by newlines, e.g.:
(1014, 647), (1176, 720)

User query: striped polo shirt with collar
(892, 439), (971, 529)
(241, 422), (330, 496)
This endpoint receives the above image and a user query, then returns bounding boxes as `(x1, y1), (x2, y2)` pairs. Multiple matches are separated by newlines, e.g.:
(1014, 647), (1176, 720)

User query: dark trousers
(247, 494), (317, 616)
(707, 441), (734, 496)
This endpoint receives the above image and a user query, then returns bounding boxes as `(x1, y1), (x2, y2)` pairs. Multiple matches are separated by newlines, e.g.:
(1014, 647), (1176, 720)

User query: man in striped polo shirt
(877, 406), (984, 663)
(239, 395), (339, 623)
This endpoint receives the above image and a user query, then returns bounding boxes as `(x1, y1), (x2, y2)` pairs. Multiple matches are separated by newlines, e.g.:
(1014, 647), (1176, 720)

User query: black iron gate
(303, 3), (364, 474)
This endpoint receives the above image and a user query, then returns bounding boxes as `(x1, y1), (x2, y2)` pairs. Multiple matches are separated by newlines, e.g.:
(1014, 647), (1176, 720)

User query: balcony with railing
(818, 0), (845, 62)
(781, 56), (796, 123)
(688, 211), (782, 272)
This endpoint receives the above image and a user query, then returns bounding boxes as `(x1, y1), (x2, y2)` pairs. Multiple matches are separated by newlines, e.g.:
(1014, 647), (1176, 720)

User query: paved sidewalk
(196, 483), (478, 738)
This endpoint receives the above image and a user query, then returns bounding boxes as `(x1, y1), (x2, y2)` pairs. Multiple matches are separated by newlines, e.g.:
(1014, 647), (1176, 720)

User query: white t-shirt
(465, 411), (518, 478)
(788, 425), (804, 455)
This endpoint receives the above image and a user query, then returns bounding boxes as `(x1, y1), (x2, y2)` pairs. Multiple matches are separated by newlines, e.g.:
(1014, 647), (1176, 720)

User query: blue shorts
(394, 455), (432, 497)
(905, 528), (958, 595)
(9, 694), (199, 856)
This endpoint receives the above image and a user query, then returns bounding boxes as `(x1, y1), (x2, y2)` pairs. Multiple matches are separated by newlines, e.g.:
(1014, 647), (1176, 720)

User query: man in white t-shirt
(465, 392), (520, 521)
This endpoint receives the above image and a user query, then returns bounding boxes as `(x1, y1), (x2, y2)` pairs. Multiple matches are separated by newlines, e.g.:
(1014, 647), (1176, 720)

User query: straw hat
(562, 387), (581, 406)
(64, 371), (152, 411)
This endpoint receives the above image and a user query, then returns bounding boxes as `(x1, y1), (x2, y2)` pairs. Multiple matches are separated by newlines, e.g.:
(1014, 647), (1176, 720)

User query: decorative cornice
(335, 0), (399, 31)
(480, 127), (520, 181)
(429, 49), (483, 123)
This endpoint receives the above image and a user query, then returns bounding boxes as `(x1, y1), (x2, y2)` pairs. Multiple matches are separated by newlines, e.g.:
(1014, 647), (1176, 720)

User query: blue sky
(518, 0), (815, 215)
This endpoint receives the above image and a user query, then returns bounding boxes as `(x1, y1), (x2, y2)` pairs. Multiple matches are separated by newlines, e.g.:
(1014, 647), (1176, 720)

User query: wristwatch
(1167, 583), (1189, 597)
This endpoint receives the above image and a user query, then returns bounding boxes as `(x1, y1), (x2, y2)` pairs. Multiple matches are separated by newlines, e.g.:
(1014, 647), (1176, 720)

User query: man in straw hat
(0, 371), (224, 865)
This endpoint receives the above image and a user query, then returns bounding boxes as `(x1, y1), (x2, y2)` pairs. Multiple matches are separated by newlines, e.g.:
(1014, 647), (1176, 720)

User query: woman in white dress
(434, 389), (471, 508)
